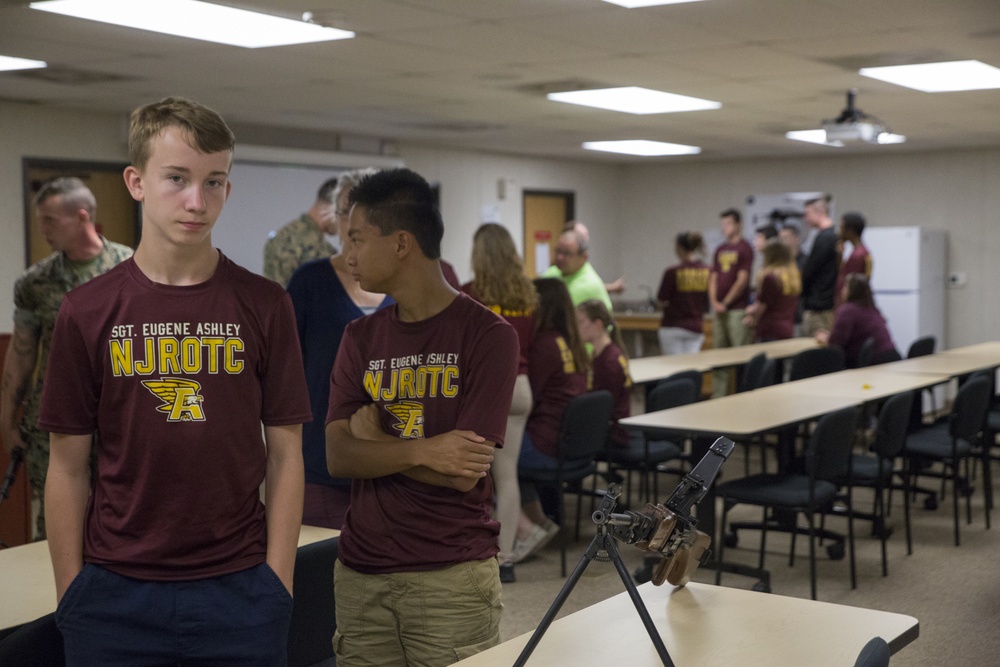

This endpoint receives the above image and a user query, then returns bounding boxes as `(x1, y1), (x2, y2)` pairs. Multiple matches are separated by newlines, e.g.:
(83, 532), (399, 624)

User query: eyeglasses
(554, 247), (581, 257)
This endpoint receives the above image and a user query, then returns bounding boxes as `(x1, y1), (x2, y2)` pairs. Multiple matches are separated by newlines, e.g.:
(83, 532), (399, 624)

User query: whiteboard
(213, 161), (345, 276)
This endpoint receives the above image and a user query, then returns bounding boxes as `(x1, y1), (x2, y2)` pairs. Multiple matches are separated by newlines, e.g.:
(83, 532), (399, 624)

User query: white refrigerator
(862, 227), (947, 357)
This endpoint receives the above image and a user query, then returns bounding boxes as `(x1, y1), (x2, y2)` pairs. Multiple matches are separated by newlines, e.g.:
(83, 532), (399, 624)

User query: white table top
(629, 338), (817, 385)
(787, 367), (953, 403)
(621, 383), (860, 437)
(0, 524), (339, 631)
(453, 581), (919, 666)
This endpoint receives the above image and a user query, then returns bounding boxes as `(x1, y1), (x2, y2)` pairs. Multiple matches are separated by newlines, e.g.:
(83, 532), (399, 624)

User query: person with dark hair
(816, 273), (896, 367)
(325, 168), (519, 664)
(744, 242), (801, 342)
(462, 223), (537, 583)
(512, 277), (589, 562)
(708, 208), (753, 396)
(577, 300), (632, 447)
(264, 175), (342, 286)
(40, 97), (310, 665)
(835, 211), (872, 308)
(1, 178), (132, 540)
(656, 231), (710, 355)
(287, 168), (391, 531)
(800, 194), (838, 335)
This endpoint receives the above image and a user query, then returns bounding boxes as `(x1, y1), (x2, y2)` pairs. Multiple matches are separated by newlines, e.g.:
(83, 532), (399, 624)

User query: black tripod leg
(513, 535), (600, 667)
(603, 537), (674, 667)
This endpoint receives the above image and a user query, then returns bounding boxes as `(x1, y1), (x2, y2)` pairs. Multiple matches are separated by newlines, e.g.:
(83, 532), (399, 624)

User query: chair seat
(717, 474), (839, 508)
(904, 423), (972, 459)
(850, 453), (893, 485)
(600, 439), (683, 466)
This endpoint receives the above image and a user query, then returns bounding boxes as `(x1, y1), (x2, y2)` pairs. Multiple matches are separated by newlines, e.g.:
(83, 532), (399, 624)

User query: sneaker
(499, 562), (516, 583)
(511, 524), (547, 563)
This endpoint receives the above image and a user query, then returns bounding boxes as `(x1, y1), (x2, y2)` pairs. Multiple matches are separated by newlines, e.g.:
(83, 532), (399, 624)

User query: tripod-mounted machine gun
(514, 436), (735, 667)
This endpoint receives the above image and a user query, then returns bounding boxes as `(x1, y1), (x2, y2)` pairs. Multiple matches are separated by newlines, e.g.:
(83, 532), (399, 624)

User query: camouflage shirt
(13, 237), (133, 434)
(263, 214), (336, 287)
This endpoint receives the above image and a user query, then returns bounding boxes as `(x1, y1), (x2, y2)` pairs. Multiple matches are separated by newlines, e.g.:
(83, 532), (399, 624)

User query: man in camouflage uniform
(263, 177), (339, 287)
(1, 177), (132, 539)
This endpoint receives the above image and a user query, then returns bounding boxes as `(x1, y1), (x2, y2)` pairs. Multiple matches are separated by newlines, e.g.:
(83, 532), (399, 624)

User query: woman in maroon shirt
(513, 278), (589, 563)
(744, 242), (802, 342)
(576, 299), (633, 448)
(462, 223), (537, 582)
(817, 273), (897, 367)
(656, 231), (710, 355)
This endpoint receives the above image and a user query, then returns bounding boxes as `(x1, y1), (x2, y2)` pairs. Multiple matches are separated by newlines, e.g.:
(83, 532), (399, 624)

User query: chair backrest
(853, 637), (890, 667)
(662, 369), (703, 399)
(739, 352), (767, 392)
(789, 347), (845, 382)
(906, 335), (936, 359)
(758, 358), (781, 388)
(871, 348), (902, 365)
(872, 391), (914, 459)
(647, 378), (697, 413)
(288, 537), (339, 667)
(855, 337), (877, 368)
(949, 375), (991, 442)
(805, 406), (859, 482)
(0, 613), (64, 667)
(557, 390), (614, 465)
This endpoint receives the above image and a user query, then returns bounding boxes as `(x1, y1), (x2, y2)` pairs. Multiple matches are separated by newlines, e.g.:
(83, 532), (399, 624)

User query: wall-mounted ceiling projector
(822, 89), (892, 144)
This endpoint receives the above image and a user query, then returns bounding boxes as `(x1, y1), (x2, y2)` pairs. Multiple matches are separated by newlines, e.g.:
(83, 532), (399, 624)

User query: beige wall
(2, 101), (997, 346)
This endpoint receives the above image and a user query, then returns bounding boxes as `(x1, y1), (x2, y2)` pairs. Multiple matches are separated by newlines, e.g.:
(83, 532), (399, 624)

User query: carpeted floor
(498, 461), (1000, 666)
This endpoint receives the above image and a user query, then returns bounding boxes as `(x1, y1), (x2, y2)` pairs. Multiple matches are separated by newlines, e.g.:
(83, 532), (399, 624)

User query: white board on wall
(214, 161), (344, 276)
(212, 146), (405, 276)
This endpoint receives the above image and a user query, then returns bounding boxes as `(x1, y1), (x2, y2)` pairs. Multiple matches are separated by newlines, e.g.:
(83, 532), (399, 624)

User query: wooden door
(523, 191), (574, 277)
(24, 159), (139, 266)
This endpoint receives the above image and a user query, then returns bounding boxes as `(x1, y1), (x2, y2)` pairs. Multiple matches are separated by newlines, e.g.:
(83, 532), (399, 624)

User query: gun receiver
(592, 437), (734, 586)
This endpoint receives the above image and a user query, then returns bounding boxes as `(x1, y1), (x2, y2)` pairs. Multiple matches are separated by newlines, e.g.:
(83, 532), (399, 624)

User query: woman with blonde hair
(461, 223), (537, 582)
(743, 241), (801, 342)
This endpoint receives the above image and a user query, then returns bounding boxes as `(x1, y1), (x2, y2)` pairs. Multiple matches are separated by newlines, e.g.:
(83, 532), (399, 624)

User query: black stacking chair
(906, 336), (935, 359)
(788, 346), (845, 381)
(0, 614), (64, 667)
(519, 390), (614, 576)
(739, 352), (768, 393)
(288, 536), (339, 667)
(847, 391), (915, 575)
(716, 405), (860, 600)
(855, 337), (877, 368)
(903, 375), (992, 546)
(853, 637), (891, 667)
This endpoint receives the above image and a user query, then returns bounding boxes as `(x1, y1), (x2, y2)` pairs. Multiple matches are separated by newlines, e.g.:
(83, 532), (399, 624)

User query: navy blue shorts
(55, 562), (293, 666)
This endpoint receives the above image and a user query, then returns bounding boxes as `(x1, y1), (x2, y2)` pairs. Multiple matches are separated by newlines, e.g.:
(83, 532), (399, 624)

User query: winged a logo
(142, 377), (206, 422)
(385, 400), (424, 439)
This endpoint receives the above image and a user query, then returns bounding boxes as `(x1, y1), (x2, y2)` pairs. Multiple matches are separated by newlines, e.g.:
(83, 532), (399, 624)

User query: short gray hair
(34, 177), (97, 219)
(332, 168), (380, 208)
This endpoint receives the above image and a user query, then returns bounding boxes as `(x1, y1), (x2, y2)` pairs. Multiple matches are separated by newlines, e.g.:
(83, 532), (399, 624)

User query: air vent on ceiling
(14, 66), (137, 85)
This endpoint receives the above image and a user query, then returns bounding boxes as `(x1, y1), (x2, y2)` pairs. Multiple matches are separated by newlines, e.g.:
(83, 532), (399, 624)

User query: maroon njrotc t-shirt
(37, 255), (311, 581)
(712, 239), (754, 310)
(591, 342), (632, 447)
(755, 270), (801, 341)
(657, 260), (710, 333)
(327, 293), (519, 574)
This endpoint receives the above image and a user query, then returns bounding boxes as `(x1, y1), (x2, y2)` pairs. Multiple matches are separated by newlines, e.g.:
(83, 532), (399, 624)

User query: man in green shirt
(541, 227), (612, 309)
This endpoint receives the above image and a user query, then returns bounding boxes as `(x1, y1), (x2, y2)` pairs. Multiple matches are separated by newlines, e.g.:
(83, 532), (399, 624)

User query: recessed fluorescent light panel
(602, 0), (707, 7)
(0, 55), (47, 72)
(582, 140), (701, 156)
(876, 132), (907, 145)
(859, 60), (1000, 92)
(785, 130), (844, 147)
(29, 0), (355, 48)
(548, 86), (721, 115)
